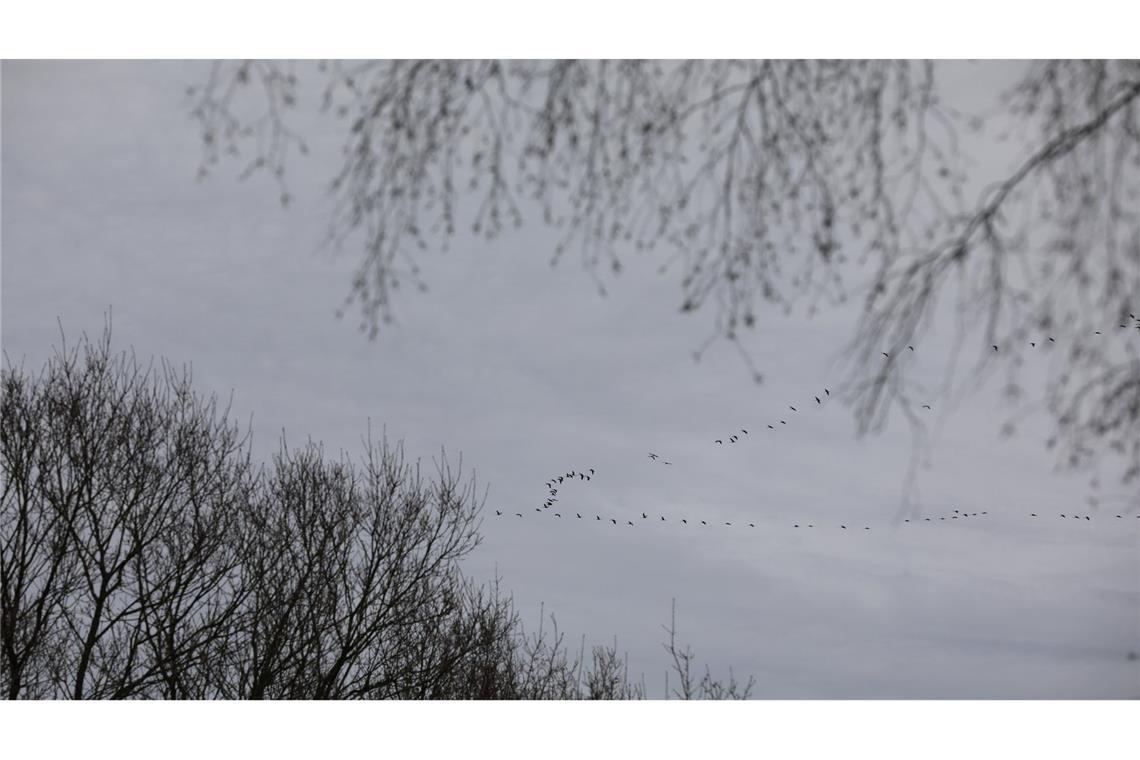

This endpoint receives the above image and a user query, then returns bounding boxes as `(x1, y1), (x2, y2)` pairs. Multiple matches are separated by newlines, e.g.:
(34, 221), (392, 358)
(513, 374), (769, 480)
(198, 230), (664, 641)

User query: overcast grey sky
(2, 60), (1138, 698)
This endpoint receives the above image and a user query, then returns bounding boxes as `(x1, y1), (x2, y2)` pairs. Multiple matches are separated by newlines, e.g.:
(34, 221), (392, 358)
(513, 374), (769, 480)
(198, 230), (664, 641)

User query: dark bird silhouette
(730, 436), (737, 443)
(589, 468), (595, 474)
(841, 525), (847, 529)
(516, 513), (523, 517)
(642, 512), (648, 519)
(682, 519), (687, 524)
(882, 352), (889, 358)
(661, 516), (666, 521)
(815, 396), (821, 405)
(1030, 342), (1035, 347)
(1117, 515), (1123, 518)
(628, 521), (634, 526)
(558, 476), (564, 483)
(585, 476), (591, 481)
(808, 524), (814, 528)
(725, 522), (732, 526)
(1085, 516), (1090, 521)
(496, 510), (502, 516)
(611, 519), (617, 525)
(925, 518), (931, 521)
(780, 420), (786, 425)
(662, 461), (672, 465)
(648, 453), (659, 460)
(580, 473), (586, 480)
(794, 524), (799, 528)
(596, 515), (601, 520)
(908, 345), (914, 351)
(922, 404), (931, 410)
(701, 520), (707, 526)
(789, 406), (797, 412)
(904, 519), (910, 523)
(768, 425), (774, 429)
(749, 523), (755, 528)
(1060, 514), (1066, 518)
(1095, 331), (1102, 335)
(716, 439), (723, 444)
(1048, 337), (1055, 342)
(741, 429), (749, 434)
(864, 527), (870, 530)
(825, 388), (830, 396)
(576, 513), (582, 519)
(1030, 513), (1037, 517)
(992, 345), (998, 352)
(554, 513), (561, 518)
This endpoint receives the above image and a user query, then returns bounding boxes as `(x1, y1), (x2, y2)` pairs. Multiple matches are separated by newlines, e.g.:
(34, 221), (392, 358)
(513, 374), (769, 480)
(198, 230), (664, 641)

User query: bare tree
(190, 60), (1140, 496)
(1, 322), (254, 699)
(3, 324), (751, 699)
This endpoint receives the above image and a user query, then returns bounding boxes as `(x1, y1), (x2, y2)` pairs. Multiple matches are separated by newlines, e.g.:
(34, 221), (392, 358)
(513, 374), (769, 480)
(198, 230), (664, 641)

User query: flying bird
(576, 513), (582, 519)
(642, 512), (648, 519)
(496, 510), (502, 516)
(922, 404), (931, 410)
(554, 513), (561, 518)
(882, 352), (889, 358)
(789, 406), (797, 412)
(682, 519), (688, 524)
(648, 453), (659, 460)
(628, 521), (634, 526)
(741, 429), (748, 434)
(716, 439), (723, 444)
(596, 515), (601, 520)
(589, 468), (595, 474)
(780, 420), (786, 425)
(908, 345), (914, 351)
(725, 522), (732, 526)
(611, 519), (617, 525)
(701, 521), (707, 526)
(825, 388), (830, 396)
(815, 396), (821, 405)
(1030, 342), (1035, 347)
(768, 425), (774, 430)
(992, 345), (998, 352)
(749, 523), (755, 528)
(515, 513), (523, 517)
(661, 516), (666, 521)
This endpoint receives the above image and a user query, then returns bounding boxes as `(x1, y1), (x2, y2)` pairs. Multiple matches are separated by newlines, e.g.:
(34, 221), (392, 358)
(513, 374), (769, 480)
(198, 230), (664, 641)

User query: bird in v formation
(506, 323), (1137, 530)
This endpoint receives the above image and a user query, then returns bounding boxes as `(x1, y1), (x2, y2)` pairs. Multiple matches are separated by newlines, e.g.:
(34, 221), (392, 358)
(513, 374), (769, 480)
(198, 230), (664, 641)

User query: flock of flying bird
(493, 318), (1140, 532)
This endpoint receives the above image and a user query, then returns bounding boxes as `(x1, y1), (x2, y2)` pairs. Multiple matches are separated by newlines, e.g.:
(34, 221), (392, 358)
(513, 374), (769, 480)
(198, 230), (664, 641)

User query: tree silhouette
(2, 323), (753, 699)
(189, 60), (1140, 496)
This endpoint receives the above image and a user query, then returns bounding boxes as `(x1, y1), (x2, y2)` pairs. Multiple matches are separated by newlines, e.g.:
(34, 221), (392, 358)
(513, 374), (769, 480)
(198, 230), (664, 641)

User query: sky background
(3, 60), (1138, 698)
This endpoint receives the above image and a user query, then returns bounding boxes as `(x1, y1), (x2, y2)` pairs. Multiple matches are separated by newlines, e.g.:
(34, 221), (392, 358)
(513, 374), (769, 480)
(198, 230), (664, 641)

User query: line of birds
(494, 507), (1140, 530)
(501, 318), (1140, 528)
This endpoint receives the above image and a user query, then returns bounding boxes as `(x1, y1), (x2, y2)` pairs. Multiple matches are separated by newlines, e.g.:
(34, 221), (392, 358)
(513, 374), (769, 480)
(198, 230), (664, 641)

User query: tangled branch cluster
(189, 59), (1140, 492)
